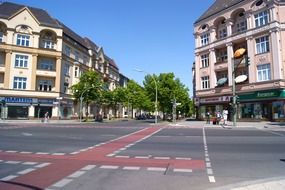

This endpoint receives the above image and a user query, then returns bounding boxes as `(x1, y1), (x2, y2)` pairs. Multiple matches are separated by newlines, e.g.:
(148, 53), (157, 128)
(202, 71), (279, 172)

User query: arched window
(40, 30), (57, 49)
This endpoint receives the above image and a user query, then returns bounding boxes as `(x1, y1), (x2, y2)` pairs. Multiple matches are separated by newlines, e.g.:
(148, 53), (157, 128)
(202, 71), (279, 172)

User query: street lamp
(134, 68), (158, 124)
(232, 48), (247, 127)
(79, 86), (94, 123)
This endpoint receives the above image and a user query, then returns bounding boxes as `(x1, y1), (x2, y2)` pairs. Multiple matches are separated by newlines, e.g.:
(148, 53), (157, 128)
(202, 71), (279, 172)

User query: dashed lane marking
(100, 165), (119, 169)
(52, 178), (73, 188)
(68, 171), (86, 178)
(17, 168), (36, 175)
(122, 166), (140, 170)
(147, 167), (166, 172)
(173, 169), (193, 173)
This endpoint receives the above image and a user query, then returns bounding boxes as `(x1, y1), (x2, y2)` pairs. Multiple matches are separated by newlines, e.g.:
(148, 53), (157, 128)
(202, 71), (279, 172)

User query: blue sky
(10, 0), (214, 96)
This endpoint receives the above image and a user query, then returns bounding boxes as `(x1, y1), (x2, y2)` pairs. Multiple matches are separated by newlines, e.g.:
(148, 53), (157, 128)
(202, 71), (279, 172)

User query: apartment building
(194, 0), (285, 121)
(0, 2), (120, 119)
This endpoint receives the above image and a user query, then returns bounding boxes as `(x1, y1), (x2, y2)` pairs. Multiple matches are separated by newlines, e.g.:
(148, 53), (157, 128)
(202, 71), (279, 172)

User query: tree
(144, 72), (190, 120)
(70, 71), (103, 119)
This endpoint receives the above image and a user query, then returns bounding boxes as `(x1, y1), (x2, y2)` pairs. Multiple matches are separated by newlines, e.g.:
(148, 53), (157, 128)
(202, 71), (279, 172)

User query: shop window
(272, 101), (285, 119)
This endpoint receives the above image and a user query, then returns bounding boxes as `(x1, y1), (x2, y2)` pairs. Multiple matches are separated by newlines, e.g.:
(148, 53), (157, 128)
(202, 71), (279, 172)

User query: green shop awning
(238, 89), (285, 101)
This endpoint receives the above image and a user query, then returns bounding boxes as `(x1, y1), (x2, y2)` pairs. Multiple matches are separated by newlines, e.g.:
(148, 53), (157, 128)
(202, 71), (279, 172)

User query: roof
(105, 55), (119, 70)
(84, 37), (99, 52)
(56, 19), (89, 50)
(195, 0), (245, 24)
(0, 2), (61, 28)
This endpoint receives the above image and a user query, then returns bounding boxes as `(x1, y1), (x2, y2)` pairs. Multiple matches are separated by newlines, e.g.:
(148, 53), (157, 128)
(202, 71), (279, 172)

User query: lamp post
(79, 86), (94, 123)
(232, 48), (247, 127)
(134, 68), (158, 124)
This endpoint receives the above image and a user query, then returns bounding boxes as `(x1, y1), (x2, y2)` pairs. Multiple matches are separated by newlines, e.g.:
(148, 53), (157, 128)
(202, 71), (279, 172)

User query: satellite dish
(235, 75), (247, 83)
(217, 77), (227, 86)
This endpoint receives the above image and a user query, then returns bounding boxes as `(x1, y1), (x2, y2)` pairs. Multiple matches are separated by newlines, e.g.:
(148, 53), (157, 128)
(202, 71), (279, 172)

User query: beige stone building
(194, 0), (285, 121)
(0, 2), (120, 119)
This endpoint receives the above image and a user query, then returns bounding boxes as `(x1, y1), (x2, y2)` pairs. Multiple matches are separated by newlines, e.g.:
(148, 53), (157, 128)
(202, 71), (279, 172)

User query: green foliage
(70, 71), (104, 104)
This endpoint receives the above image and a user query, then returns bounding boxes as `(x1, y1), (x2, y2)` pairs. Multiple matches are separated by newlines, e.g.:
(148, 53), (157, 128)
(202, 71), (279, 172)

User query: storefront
(34, 99), (54, 119)
(4, 97), (37, 119)
(238, 89), (285, 121)
(196, 96), (231, 120)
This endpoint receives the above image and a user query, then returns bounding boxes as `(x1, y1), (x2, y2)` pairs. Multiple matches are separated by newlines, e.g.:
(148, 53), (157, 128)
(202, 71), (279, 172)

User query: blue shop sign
(5, 97), (36, 104)
(38, 99), (54, 104)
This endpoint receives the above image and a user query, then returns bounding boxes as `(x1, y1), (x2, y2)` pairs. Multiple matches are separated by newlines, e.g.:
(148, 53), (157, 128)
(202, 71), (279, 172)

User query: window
(257, 64), (271, 81)
(39, 59), (54, 70)
(201, 54), (209, 68)
(256, 36), (269, 54)
(38, 80), (52, 91)
(13, 77), (27, 89)
(75, 51), (80, 61)
(42, 40), (54, 49)
(254, 10), (269, 27)
(74, 66), (80, 77)
(64, 82), (69, 93)
(64, 45), (71, 56)
(200, 33), (210, 46)
(83, 56), (88, 65)
(64, 64), (70, 76)
(0, 32), (3, 42)
(15, 54), (28, 68)
(16, 34), (30, 46)
(236, 20), (247, 32)
(216, 49), (228, 62)
(201, 76), (210, 89)
(218, 28), (227, 39)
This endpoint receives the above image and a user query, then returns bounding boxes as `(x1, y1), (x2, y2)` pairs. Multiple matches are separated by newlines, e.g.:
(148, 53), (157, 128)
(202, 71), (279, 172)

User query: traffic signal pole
(232, 58), (237, 127)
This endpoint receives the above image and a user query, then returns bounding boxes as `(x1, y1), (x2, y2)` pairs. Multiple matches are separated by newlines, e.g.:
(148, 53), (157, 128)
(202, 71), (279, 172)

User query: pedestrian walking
(222, 109), (228, 126)
(216, 110), (221, 125)
(206, 111), (211, 124)
(44, 112), (49, 123)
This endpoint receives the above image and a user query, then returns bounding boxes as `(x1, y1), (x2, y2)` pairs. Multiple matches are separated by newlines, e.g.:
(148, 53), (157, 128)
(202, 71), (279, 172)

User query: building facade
(0, 2), (121, 120)
(194, 0), (285, 121)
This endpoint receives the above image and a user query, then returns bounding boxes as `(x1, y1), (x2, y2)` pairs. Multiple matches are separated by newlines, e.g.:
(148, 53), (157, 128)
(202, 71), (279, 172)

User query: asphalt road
(0, 120), (284, 190)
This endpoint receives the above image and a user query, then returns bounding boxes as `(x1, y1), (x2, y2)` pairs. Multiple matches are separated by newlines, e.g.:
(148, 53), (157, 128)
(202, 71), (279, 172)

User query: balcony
(36, 69), (56, 77)
(214, 61), (228, 71)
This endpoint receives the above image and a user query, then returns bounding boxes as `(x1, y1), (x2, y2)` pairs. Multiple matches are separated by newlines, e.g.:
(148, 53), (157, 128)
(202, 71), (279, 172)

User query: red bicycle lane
(0, 127), (205, 189)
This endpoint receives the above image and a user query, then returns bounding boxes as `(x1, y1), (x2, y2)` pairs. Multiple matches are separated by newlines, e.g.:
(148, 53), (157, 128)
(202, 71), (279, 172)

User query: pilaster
(4, 50), (12, 89)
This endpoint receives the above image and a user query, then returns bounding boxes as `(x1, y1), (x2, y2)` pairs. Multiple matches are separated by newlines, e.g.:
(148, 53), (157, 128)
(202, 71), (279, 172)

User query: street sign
(56, 97), (63, 100)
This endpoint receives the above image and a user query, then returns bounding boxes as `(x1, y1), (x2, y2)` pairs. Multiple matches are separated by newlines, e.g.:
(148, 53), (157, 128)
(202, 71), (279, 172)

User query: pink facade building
(194, 0), (285, 121)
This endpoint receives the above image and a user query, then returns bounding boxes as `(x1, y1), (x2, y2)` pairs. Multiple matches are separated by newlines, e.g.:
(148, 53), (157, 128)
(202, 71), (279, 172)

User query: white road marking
(203, 127), (216, 183)
(123, 166), (140, 170)
(20, 151), (32, 154)
(175, 157), (192, 160)
(209, 176), (216, 183)
(68, 171), (86, 178)
(22, 132), (33, 136)
(52, 153), (65, 156)
(22, 162), (38, 165)
(1, 175), (18, 181)
(100, 165), (119, 169)
(207, 168), (213, 175)
(173, 169), (193, 173)
(154, 157), (170, 160)
(135, 156), (150, 159)
(107, 154), (115, 157)
(6, 150), (17, 153)
(53, 179), (73, 187)
(18, 168), (36, 175)
(81, 165), (96, 171)
(36, 152), (49, 155)
(35, 163), (50, 168)
(147, 167), (166, 172)
(5, 161), (21, 164)
(115, 155), (130, 158)
(70, 152), (79, 155)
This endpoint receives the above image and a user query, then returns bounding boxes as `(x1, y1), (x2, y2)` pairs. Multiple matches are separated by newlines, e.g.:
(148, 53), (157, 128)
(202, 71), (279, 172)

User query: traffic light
(236, 95), (240, 104)
(245, 55), (250, 66)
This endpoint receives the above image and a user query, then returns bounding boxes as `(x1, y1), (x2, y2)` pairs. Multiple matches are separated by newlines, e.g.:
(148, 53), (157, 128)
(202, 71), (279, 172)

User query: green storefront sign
(239, 89), (285, 101)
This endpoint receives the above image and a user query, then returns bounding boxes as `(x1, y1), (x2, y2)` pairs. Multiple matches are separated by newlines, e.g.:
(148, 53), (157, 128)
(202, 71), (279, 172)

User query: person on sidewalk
(222, 109), (228, 126)
(216, 110), (221, 125)
(206, 111), (211, 124)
